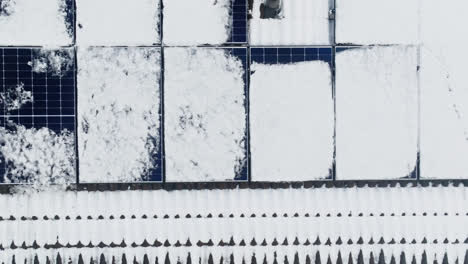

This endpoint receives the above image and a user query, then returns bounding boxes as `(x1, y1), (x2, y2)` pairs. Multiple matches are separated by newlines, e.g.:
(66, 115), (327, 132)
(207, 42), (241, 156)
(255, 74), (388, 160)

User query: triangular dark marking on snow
(99, 254), (106, 264)
(421, 251), (428, 264)
(164, 253), (170, 264)
(369, 253), (375, 264)
(315, 252), (321, 264)
(378, 250), (385, 264)
(336, 252), (343, 264)
(251, 254), (257, 264)
(400, 252), (406, 264)
(293, 237), (300, 245)
(357, 250), (364, 264)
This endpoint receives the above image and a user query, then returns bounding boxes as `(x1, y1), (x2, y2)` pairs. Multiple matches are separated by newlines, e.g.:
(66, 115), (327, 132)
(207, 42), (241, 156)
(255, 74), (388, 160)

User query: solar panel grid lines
(0, 48), (76, 130)
(250, 47), (333, 65)
(228, 0), (248, 43)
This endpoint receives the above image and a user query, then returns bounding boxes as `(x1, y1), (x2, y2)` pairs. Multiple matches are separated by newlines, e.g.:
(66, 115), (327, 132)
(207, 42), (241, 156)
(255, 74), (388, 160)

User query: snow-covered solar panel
(77, 47), (162, 183)
(163, 0), (247, 45)
(0, 47), (77, 184)
(164, 47), (248, 182)
(76, 0), (161, 45)
(250, 47), (334, 181)
(249, 0), (330, 45)
(335, 46), (418, 180)
(0, 0), (74, 46)
(335, 0), (419, 45)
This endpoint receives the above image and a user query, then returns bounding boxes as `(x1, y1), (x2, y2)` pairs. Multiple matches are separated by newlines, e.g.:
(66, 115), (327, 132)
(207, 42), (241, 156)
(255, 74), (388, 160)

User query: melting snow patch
(336, 0), (419, 45)
(0, 0), (72, 45)
(164, 48), (247, 181)
(76, 0), (160, 45)
(0, 122), (75, 189)
(28, 49), (74, 77)
(250, 61), (334, 181)
(77, 47), (161, 183)
(0, 83), (33, 112)
(250, 0), (330, 45)
(163, 0), (232, 45)
(336, 47), (418, 180)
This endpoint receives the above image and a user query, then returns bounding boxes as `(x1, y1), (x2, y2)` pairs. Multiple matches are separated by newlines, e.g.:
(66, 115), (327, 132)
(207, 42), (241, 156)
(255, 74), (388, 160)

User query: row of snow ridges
(1, 247), (468, 264)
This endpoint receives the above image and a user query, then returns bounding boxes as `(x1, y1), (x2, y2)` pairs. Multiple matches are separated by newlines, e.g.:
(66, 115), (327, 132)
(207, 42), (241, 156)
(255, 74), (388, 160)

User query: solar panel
(0, 48), (76, 183)
(163, 47), (248, 182)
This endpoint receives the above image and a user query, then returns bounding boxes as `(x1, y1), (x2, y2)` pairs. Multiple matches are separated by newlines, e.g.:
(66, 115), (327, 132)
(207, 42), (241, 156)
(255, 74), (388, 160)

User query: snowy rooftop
(1, 0), (468, 262)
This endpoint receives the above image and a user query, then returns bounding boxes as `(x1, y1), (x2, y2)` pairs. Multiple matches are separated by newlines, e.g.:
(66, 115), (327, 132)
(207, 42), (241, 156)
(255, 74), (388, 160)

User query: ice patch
(163, 0), (232, 45)
(76, 0), (160, 45)
(0, 122), (75, 188)
(164, 48), (247, 182)
(250, 61), (334, 181)
(0, 0), (72, 45)
(0, 83), (33, 112)
(250, 0), (329, 45)
(336, 47), (418, 180)
(77, 47), (161, 182)
(28, 49), (74, 77)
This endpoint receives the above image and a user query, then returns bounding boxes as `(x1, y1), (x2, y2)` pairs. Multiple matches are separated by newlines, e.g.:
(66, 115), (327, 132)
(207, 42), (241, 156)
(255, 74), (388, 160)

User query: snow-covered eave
(0, 185), (466, 264)
(1, 179), (468, 194)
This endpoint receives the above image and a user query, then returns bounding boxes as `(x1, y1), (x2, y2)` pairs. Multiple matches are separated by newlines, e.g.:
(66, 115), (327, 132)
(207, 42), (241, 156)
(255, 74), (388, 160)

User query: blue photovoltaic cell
(227, 0), (248, 43)
(250, 47), (333, 65)
(225, 48), (248, 181)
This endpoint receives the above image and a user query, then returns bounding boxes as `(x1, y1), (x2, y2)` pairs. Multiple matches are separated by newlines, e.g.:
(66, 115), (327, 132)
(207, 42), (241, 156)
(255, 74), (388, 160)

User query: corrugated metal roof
(0, 186), (466, 263)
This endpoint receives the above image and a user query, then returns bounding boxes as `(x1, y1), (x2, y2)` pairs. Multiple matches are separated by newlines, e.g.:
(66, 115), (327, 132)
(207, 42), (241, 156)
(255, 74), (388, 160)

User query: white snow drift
(250, 0), (330, 45)
(336, 47), (418, 180)
(164, 48), (247, 182)
(0, 0), (72, 45)
(77, 47), (161, 182)
(76, 0), (160, 45)
(250, 61), (334, 181)
(163, 0), (232, 45)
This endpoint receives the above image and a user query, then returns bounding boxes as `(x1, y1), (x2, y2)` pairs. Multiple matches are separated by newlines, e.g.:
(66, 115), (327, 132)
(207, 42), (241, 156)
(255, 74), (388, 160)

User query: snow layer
(77, 47), (161, 182)
(0, 123), (75, 187)
(336, 0), (419, 44)
(76, 0), (160, 45)
(250, 61), (333, 181)
(0, 0), (72, 45)
(336, 47), (418, 180)
(250, 0), (330, 45)
(164, 48), (246, 182)
(0, 83), (33, 112)
(419, 0), (468, 179)
(28, 49), (74, 77)
(163, 0), (231, 45)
